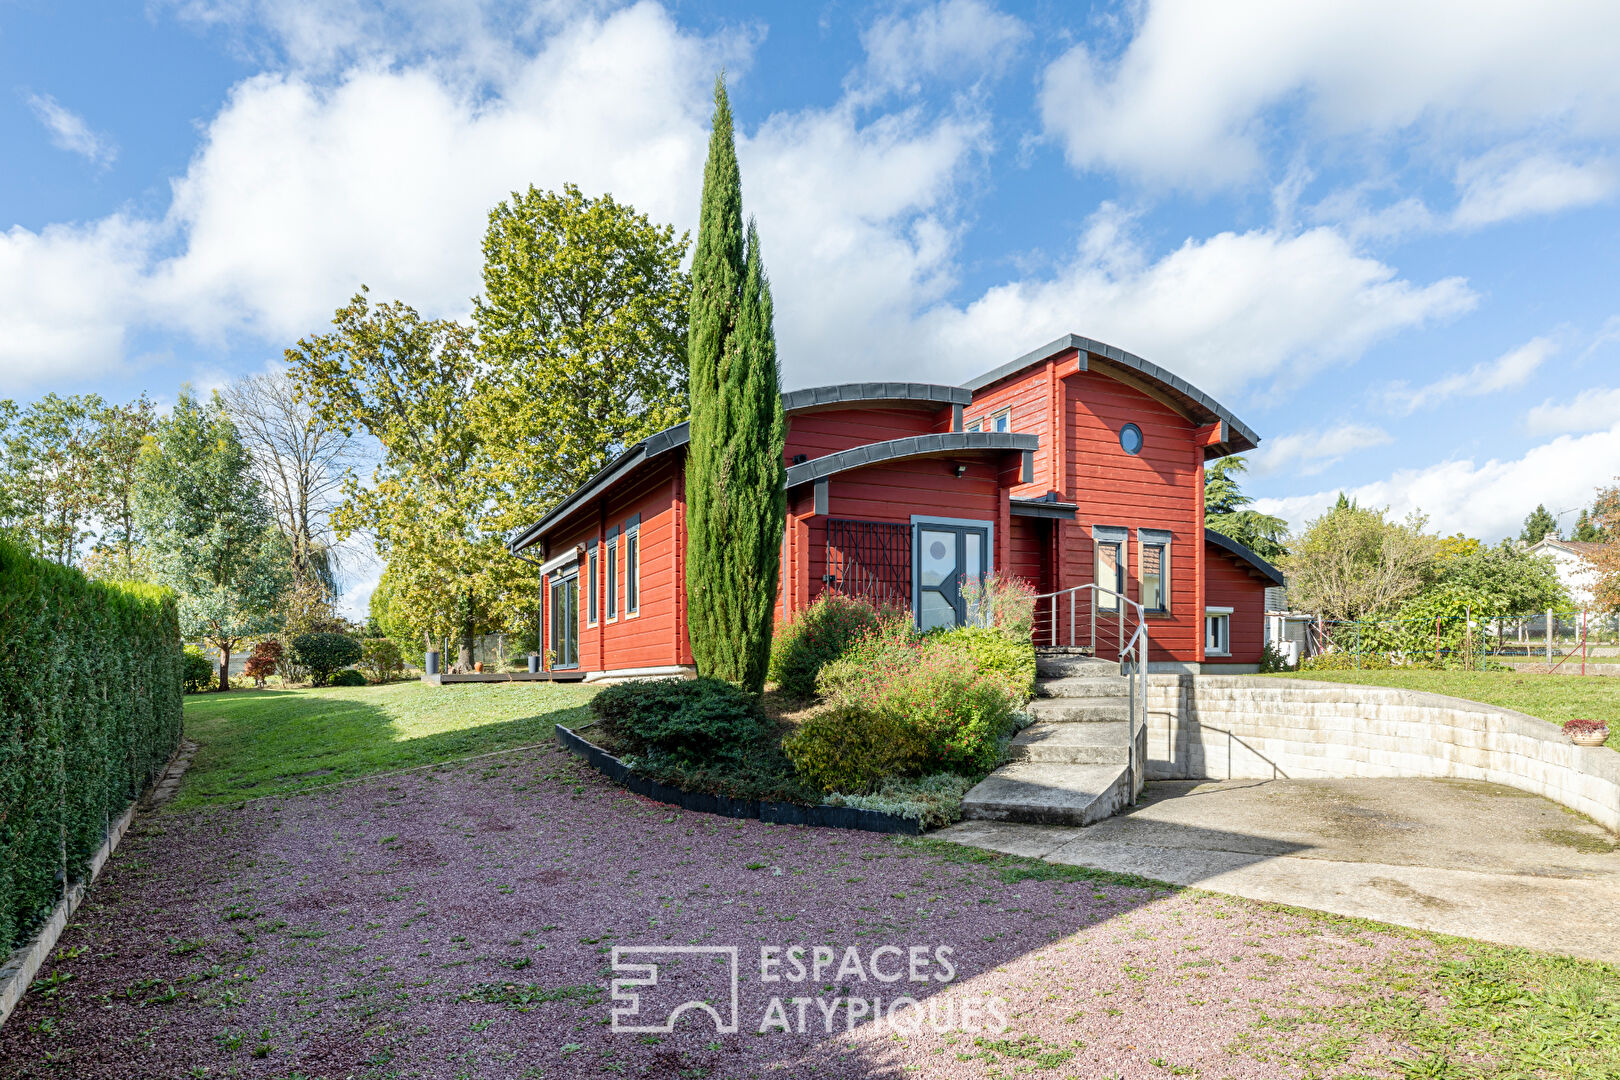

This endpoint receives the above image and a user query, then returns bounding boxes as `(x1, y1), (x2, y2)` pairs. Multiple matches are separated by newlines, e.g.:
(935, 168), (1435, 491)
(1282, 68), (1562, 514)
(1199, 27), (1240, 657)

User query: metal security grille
(824, 519), (911, 609)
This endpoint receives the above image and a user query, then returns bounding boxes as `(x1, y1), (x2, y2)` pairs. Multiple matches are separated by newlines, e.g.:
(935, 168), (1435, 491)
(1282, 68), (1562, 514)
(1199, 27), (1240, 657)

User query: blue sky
(6, 0), (1620, 571)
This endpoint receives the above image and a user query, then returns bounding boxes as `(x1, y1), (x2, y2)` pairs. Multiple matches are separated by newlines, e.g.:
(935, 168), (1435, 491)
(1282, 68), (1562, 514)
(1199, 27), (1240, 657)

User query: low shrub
(823, 773), (977, 830)
(182, 646), (215, 694)
(961, 571), (1037, 641)
(1300, 650), (1395, 671)
(936, 625), (1035, 702)
(1257, 641), (1293, 674)
(817, 624), (1016, 776)
(243, 640), (283, 685)
(591, 678), (769, 766)
(327, 669), (368, 687)
(782, 706), (931, 793)
(768, 593), (885, 699)
(360, 637), (404, 683)
(290, 632), (363, 686)
(1564, 719), (1609, 736)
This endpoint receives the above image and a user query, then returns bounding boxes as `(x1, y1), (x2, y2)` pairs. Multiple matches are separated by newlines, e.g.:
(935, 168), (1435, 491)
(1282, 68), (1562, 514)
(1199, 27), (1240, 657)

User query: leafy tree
(684, 77), (787, 692)
(1, 393), (102, 564)
(474, 183), (690, 530)
(1520, 503), (1559, 544)
(1430, 539), (1568, 614)
(136, 389), (290, 690)
(286, 289), (521, 670)
(1203, 456), (1287, 560)
(1571, 508), (1603, 543)
(1282, 502), (1439, 620)
(89, 395), (158, 577)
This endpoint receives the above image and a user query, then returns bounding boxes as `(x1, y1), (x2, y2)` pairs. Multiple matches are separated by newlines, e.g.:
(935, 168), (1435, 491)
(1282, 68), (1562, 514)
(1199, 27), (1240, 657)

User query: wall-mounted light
(954, 463), (968, 478)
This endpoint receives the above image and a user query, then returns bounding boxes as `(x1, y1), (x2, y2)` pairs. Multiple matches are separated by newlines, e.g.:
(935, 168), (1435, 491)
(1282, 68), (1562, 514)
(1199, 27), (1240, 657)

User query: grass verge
(178, 681), (596, 808)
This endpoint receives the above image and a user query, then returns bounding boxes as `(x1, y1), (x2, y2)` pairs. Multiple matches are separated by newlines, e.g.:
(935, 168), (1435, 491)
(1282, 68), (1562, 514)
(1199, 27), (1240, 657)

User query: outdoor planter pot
(425, 649), (439, 675)
(1564, 719), (1610, 747)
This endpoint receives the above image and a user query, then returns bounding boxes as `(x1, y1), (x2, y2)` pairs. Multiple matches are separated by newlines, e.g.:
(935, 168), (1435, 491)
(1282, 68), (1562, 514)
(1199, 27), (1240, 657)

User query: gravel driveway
(1, 742), (1443, 1079)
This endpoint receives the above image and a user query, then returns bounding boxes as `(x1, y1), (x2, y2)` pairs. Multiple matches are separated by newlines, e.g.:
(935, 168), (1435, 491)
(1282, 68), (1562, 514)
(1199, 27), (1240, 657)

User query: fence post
(1546, 609), (1553, 665)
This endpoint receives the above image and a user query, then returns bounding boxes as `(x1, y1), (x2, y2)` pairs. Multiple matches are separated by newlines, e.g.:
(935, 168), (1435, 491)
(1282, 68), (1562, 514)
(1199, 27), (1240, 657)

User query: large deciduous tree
(89, 395), (158, 578)
(1589, 482), (1620, 612)
(1, 393), (102, 565)
(1203, 456), (1287, 560)
(285, 288), (521, 670)
(684, 77), (786, 692)
(136, 389), (289, 690)
(474, 182), (690, 534)
(1282, 502), (1440, 621)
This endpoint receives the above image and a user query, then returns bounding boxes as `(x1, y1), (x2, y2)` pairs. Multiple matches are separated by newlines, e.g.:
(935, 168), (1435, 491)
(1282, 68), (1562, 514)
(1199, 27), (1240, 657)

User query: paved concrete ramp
(942, 777), (1620, 964)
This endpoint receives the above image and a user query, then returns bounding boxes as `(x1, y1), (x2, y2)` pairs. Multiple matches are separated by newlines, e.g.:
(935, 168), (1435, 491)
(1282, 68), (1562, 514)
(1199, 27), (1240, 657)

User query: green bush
(816, 624), (1016, 776)
(360, 637), (404, 683)
(936, 625), (1035, 702)
(769, 593), (884, 699)
(1301, 650), (1395, 671)
(823, 772), (976, 830)
(782, 706), (930, 793)
(182, 645), (215, 693)
(290, 631), (363, 686)
(0, 537), (183, 954)
(327, 668), (368, 687)
(591, 678), (769, 765)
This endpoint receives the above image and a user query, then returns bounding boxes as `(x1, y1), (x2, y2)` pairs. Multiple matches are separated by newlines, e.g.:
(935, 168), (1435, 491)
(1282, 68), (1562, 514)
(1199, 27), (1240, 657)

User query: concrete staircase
(960, 652), (1142, 827)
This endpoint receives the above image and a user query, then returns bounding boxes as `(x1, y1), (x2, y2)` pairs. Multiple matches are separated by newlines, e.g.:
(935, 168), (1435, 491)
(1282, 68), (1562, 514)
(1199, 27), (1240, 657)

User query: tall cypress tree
(685, 76), (786, 692)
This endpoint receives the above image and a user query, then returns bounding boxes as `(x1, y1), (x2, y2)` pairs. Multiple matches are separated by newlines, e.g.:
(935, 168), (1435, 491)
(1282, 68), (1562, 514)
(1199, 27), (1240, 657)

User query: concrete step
(1007, 721), (1131, 765)
(960, 762), (1132, 827)
(1038, 675), (1131, 698)
(1026, 697), (1130, 723)
(1036, 654), (1121, 680)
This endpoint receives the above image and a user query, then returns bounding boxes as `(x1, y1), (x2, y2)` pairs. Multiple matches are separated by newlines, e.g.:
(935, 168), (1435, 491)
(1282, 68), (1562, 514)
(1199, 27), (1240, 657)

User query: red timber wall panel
(1204, 550), (1266, 664)
(961, 357), (1060, 496)
(784, 406), (952, 462)
(802, 458), (1004, 608)
(546, 456), (683, 673)
(1063, 368), (1202, 663)
(1008, 516), (1047, 590)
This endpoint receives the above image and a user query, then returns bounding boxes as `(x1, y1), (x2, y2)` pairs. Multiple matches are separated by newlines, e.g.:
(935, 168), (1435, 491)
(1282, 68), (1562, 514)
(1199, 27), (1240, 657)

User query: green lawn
(177, 680), (597, 808)
(1269, 669), (1619, 748)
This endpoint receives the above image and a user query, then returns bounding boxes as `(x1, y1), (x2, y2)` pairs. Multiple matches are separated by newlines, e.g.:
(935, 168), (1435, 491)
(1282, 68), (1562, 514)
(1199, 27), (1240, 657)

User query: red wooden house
(506, 334), (1283, 680)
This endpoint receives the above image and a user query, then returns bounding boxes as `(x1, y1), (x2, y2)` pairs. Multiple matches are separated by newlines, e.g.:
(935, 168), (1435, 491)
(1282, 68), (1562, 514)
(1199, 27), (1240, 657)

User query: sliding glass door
(549, 573), (578, 669)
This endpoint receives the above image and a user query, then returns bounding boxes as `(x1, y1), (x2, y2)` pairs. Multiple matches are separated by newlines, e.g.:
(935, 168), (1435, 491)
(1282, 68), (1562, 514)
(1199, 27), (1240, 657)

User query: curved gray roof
(962, 333), (1259, 457)
(508, 383), (970, 553)
(1205, 529), (1286, 586)
(785, 431), (1037, 488)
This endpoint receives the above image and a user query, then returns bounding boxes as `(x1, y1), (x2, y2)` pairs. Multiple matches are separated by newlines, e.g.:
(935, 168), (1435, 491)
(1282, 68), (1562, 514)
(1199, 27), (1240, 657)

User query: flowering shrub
(936, 625), (1035, 702)
(769, 592), (885, 699)
(816, 621), (1015, 775)
(962, 571), (1037, 641)
(1564, 719), (1609, 736)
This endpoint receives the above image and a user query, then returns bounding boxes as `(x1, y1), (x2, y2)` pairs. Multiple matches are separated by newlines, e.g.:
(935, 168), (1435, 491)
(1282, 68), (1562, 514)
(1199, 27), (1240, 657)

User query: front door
(550, 573), (579, 669)
(915, 521), (990, 630)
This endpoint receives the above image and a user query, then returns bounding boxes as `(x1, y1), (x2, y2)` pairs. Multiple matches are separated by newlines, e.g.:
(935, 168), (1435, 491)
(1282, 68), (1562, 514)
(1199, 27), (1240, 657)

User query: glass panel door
(915, 523), (991, 630)
(550, 574), (579, 669)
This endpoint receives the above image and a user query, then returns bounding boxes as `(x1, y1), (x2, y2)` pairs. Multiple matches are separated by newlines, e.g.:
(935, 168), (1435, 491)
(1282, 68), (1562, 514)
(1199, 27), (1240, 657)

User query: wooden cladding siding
(784, 406), (955, 463)
(1205, 546), (1267, 664)
(961, 355), (1062, 495)
(542, 455), (684, 673)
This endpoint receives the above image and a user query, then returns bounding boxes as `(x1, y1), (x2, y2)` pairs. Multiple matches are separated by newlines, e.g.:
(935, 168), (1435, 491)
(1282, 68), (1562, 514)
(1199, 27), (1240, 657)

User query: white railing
(1032, 583), (1149, 805)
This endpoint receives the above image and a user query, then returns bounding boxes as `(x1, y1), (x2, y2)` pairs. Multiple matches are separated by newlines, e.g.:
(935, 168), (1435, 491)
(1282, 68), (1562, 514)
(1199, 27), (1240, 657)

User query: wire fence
(1289, 610), (1620, 672)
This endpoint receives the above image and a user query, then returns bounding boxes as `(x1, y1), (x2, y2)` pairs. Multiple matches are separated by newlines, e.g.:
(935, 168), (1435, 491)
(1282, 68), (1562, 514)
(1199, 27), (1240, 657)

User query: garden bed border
(554, 724), (922, 835)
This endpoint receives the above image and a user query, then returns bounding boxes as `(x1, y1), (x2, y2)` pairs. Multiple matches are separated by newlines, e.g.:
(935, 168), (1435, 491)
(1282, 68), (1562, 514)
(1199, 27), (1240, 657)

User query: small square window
(966, 419), (982, 433)
(991, 409), (1012, 433)
(1205, 609), (1232, 655)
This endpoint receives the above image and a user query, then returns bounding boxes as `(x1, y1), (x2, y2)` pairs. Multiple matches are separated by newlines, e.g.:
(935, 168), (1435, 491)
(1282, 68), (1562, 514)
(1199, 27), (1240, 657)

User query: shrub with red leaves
(1563, 718), (1609, 736)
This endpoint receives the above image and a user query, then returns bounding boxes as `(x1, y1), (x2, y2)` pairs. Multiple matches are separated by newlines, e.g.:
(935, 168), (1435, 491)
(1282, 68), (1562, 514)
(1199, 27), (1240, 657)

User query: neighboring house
(505, 333), (1283, 680)
(1525, 534), (1604, 608)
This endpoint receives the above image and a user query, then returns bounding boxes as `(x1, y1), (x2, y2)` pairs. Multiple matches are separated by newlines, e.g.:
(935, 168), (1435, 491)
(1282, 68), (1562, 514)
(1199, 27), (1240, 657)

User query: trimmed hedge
(0, 538), (183, 954)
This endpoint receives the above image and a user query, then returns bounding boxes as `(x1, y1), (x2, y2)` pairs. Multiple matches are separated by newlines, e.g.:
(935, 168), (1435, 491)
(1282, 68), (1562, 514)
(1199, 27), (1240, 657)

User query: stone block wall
(1144, 675), (1620, 833)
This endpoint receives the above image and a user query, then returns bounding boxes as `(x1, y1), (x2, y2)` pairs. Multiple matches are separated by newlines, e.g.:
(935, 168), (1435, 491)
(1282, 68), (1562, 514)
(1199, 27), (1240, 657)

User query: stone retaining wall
(1144, 675), (1620, 833)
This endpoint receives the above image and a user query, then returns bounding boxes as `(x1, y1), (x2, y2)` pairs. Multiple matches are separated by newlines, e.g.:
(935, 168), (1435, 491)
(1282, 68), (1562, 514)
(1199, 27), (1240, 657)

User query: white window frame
(965, 418), (983, 433)
(990, 408), (1012, 433)
(1205, 606), (1233, 656)
(604, 526), (619, 623)
(1092, 525), (1127, 612)
(586, 543), (599, 626)
(623, 515), (641, 617)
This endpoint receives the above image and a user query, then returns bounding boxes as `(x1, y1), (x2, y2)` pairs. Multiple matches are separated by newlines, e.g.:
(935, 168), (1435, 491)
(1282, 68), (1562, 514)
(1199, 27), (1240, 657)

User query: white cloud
(1384, 337), (1555, 414)
(856, 0), (1029, 97)
(26, 93), (117, 166)
(912, 213), (1475, 396)
(1527, 386), (1620, 435)
(1254, 420), (1620, 542)
(1038, 0), (1620, 188)
(1251, 424), (1393, 477)
(1453, 149), (1616, 227)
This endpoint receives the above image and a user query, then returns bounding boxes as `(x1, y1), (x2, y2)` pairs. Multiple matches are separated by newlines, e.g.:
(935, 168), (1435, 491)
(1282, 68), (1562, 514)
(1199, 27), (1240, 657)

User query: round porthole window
(1119, 422), (1143, 455)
